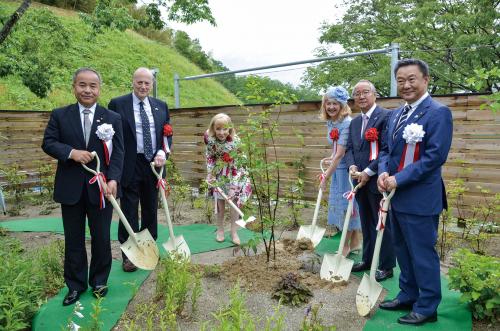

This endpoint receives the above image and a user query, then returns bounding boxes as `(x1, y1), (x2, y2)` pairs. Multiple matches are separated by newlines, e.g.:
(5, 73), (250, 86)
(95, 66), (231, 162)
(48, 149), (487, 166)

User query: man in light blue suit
(377, 59), (453, 326)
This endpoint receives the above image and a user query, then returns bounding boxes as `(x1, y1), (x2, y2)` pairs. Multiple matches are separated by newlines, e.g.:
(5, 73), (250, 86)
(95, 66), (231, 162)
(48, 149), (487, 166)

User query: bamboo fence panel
(0, 94), (498, 210)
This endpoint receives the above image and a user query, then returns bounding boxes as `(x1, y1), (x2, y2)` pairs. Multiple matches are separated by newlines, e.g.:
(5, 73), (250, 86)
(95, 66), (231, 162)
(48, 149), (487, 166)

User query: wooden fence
(0, 94), (498, 209)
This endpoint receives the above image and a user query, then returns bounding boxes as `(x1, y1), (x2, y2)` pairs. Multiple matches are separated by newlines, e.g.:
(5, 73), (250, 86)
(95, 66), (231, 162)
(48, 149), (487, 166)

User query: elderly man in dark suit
(42, 67), (124, 305)
(108, 67), (171, 272)
(377, 59), (453, 325)
(344, 80), (395, 281)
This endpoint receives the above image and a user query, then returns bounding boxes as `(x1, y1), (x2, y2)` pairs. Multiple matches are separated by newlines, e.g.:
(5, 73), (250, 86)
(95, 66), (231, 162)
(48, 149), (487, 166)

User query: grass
(0, 0), (240, 110)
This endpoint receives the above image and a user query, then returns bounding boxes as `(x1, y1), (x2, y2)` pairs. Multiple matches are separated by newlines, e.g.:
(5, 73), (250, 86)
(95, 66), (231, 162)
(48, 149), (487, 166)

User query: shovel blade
(356, 273), (383, 316)
(320, 253), (354, 282)
(235, 216), (256, 228)
(120, 229), (159, 270)
(163, 235), (191, 259)
(296, 225), (326, 247)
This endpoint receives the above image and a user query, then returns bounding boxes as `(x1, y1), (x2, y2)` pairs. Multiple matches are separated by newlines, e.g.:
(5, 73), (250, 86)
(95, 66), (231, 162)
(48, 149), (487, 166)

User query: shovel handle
(369, 189), (396, 281)
(150, 163), (176, 243)
(81, 152), (139, 244)
(212, 185), (245, 218)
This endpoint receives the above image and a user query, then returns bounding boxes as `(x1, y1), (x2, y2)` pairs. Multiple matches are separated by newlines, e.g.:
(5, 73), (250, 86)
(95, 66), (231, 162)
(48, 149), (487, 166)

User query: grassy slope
(0, 1), (239, 110)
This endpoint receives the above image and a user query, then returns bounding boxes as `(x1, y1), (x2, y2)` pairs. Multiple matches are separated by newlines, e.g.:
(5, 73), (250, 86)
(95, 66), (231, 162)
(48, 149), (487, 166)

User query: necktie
(361, 114), (369, 139)
(139, 101), (154, 161)
(393, 105), (411, 139)
(83, 109), (91, 147)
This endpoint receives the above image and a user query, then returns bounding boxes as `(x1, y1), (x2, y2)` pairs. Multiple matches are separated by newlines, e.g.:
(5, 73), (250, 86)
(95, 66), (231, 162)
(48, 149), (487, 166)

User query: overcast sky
(169, 0), (345, 86)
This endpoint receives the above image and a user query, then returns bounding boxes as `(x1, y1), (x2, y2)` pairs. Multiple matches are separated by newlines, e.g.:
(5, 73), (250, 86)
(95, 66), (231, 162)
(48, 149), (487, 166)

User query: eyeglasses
(353, 90), (372, 98)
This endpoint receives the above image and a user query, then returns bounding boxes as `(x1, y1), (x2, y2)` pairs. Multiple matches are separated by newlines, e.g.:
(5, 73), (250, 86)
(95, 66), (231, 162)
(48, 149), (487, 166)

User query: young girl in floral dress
(204, 113), (252, 245)
(319, 86), (362, 256)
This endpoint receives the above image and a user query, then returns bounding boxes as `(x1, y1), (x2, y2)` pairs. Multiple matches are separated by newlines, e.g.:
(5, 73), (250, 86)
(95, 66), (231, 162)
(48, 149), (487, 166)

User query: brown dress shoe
(122, 258), (137, 272)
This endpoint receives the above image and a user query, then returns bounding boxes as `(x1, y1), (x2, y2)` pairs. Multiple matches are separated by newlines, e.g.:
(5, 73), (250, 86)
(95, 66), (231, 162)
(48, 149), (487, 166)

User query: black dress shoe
(375, 269), (394, 281)
(398, 311), (437, 325)
(352, 261), (370, 272)
(92, 285), (108, 298)
(63, 290), (82, 306)
(122, 258), (137, 272)
(379, 298), (414, 311)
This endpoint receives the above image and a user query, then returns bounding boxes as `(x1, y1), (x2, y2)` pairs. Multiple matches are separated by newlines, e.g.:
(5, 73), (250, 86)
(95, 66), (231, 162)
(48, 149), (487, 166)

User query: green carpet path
(1, 218), (471, 330)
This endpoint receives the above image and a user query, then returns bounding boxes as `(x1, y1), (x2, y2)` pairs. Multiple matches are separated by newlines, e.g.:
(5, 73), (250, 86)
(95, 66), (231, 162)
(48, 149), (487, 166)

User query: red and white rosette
(364, 127), (379, 161)
(398, 123), (425, 171)
(89, 172), (107, 209)
(96, 124), (114, 166)
(163, 124), (173, 154)
(329, 128), (339, 157)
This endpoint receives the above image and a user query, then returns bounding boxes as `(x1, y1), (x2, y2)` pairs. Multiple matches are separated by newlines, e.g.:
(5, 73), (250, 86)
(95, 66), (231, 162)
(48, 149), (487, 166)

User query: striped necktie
(139, 101), (154, 161)
(393, 105), (411, 139)
(83, 109), (91, 146)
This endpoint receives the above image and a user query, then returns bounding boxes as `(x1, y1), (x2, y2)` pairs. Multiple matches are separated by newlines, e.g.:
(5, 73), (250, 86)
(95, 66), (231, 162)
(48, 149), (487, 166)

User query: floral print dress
(204, 132), (252, 207)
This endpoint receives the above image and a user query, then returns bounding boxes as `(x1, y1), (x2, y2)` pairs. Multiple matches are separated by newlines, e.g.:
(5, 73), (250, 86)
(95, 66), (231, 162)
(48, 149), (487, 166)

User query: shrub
(272, 272), (313, 306)
(448, 248), (500, 321)
(155, 253), (202, 316)
(0, 237), (64, 329)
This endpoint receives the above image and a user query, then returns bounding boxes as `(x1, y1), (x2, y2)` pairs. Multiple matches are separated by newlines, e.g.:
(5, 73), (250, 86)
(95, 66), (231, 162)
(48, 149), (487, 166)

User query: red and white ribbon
(156, 178), (171, 197)
(163, 136), (171, 154)
(398, 142), (420, 172)
(369, 141), (378, 161)
(89, 172), (107, 209)
(343, 190), (357, 216)
(331, 141), (337, 158)
(377, 198), (388, 231)
(102, 140), (112, 166)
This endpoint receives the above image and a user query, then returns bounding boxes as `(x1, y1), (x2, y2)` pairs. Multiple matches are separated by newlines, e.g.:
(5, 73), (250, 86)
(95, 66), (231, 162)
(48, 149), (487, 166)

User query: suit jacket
(108, 93), (171, 187)
(345, 105), (389, 194)
(378, 95), (453, 216)
(42, 104), (124, 205)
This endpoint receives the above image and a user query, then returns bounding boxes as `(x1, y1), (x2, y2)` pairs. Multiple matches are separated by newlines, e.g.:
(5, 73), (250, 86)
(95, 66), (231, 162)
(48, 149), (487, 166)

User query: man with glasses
(345, 80), (395, 281)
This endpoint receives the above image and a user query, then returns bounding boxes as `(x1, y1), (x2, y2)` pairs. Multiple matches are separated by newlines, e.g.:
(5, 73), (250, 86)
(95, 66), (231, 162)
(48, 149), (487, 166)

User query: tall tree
(304, 0), (499, 95)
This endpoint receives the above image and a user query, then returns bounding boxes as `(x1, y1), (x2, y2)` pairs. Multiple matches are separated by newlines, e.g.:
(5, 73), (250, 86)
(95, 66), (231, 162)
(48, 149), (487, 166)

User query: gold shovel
(82, 152), (159, 270)
(356, 189), (396, 316)
(320, 172), (362, 283)
(150, 162), (191, 259)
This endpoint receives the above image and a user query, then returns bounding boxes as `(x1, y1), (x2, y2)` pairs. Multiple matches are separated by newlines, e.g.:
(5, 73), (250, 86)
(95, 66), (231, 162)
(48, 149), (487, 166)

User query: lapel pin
(96, 119), (101, 123)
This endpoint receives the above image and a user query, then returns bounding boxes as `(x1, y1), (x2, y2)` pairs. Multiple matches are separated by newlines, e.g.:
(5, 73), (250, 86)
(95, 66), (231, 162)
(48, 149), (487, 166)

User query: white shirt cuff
(156, 149), (166, 160)
(363, 167), (376, 177)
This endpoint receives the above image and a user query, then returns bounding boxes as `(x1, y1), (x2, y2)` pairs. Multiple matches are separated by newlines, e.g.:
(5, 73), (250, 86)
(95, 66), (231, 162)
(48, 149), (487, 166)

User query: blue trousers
(391, 210), (441, 316)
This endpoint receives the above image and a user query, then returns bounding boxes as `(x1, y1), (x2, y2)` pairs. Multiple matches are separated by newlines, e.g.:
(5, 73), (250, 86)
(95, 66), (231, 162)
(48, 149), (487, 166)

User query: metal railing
(173, 43), (400, 108)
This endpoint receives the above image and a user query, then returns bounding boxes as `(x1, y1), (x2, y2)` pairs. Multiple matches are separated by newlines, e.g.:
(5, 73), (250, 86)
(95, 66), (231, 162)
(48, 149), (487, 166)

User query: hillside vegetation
(0, 1), (240, 110)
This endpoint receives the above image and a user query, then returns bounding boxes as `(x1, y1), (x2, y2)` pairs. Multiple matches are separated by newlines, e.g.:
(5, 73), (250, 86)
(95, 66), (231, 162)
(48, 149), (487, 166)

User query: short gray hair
(73, 67), (102, 85)
(352, 80), (376, 96)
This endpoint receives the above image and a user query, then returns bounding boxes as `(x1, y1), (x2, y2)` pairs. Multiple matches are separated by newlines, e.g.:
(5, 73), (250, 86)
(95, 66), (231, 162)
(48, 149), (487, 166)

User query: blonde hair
(319, 94), (352, 121)
(207, 113), (236, 138)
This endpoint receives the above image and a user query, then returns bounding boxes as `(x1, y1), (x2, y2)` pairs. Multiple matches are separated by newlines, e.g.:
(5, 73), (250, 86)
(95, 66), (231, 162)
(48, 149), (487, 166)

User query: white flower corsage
(402, 123), (425, 144)
(398, 123), (425, 171)
(96, 123), (114, 165)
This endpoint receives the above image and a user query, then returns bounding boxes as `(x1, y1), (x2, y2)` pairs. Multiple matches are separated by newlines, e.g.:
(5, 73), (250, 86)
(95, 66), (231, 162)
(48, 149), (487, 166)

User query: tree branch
(0, 0), (31, 45)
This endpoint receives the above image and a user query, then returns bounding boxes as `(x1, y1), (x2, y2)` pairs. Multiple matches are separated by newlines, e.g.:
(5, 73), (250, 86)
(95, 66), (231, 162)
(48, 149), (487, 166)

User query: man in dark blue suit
(345, 80), (395, 281)
(42, 68), (124, 305)
(108, 67), (171, 272)
(377, 59), (453, 325)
